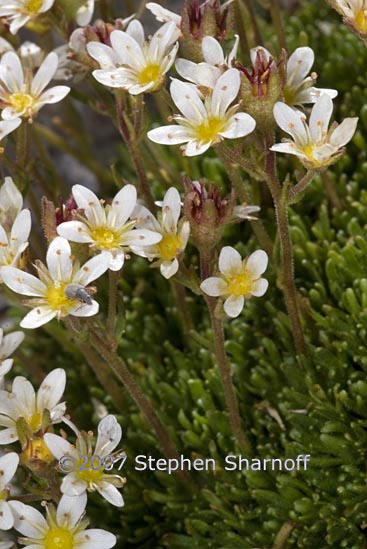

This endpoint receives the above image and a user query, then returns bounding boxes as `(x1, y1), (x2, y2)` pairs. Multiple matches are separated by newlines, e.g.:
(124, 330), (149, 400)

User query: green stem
(242, 0), (263, 45)
(107, 269), (121, 340)
(218, 143), (266, 181)
(87, 322), (191, 484)
(265, 145), (307, 356)
(217, 146), (273, 255)
(171, 280), (194, 343)
(272, 521), (296, 549)
(269, 0), (287, 51)
(200, 253), (253, 454)
(287, 170), (316, 204)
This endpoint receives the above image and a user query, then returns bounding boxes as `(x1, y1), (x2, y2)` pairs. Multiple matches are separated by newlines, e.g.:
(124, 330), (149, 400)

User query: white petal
(57, 221), (92, 243)
(126, 20), (145, 46)
(35, 85), (70, 106)
(12, 376), (36, 417)
(296, 86), (338, 104)
(8, 500), (47, 538)
(0, 52), (24, 92)
(46, 237), (72, 283)
(223, 295), (245, 318)
(86, 42), (118, 68)
(74, 529), (117, 548)
(110, 29), (145, 66)
(0, 452), (18, 488)
(20, 307), (57, 329)
(329, 117), (358, 148)
(200, 277), (227, 296)
(108, 252), (125, 271)
(56, 493), (87, 528)
(148, 124), (192, 145)
(250, 46), (272, 66)
(211, 68), (240, 117)
(287, 47), (314, 87)
(73, 252), (111, 285)
(170, 79), (207, 122)
(10, 208), (31, 242)
(68, 300), (99, 317)
(146, 2), (181, 25)
(0, 500), (13, 530)
(0, 331), (24, 359)
(31, 52), (58, 96)
(219, 246), (242, 276)
(149, 21), (180, 62)
(0, 359), (13, 378)
(309, 94), (333, 142)
(94, 415), (122, 456)
(273, 102), (308, 143)
(160, 258), (179, 279)
(61, 472), (87, 496)
(36, 368), (65, 413)
(270, 142), (302, 157)
(44, 433), (75, 460)
(245, 249), (268, 278)
(0, 118), (21, 140)
(0, 428), (18, 444)
(183, 139), (211, 156)
(76, 0), (94, 26)
(162, 187), (181, 231)
(251, 277), (269, 297)
(219, 112), (256, 139)
(202, 36), (225, 65)
(96, 481), (124, 507)
(109, 184), (137, 227)
(123, 229), (162, 246)
(0, 176), (22, 214)
(72, 185), (105, 225)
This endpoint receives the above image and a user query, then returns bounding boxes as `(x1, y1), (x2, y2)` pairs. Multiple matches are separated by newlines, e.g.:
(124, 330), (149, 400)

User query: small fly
(64, 284), (97, 305)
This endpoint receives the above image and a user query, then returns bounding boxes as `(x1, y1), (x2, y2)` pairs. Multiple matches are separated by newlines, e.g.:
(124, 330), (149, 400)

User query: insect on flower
(64, 284), (97, 306)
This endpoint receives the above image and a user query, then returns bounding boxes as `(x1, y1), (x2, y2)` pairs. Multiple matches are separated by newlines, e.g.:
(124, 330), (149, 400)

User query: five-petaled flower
(45, 415), (125, 507)
(330, 0), (367, 38)
(9, 493), (116, 548)
(200, 246), (269, 318)
(132, 187), (190, 279)
(0, 51), (70, 121)
(87, 20), (180, 95)
(0, 0), (55, 35)
(0, 236), (111, 328)
(271, 94), (358, 169)
(0, 368), (66, 445)
(57, 184), (162, 271)
(148, 68), (256, 156)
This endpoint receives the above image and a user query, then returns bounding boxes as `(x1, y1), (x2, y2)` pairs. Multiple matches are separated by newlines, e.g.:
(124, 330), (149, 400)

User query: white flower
(132, 187), (190, 279)
(0, 329), (24, 380)
(282, 46), (337, 107)
(148, 69), (256, 156)
(0, 236), (111, 329)
(57, 184), (162, 271)
(146, 2), (182, 26)
(175, 35), (239, 90)
(9, 493), (116, 548)
(331, 0), (367, 35)
(0, 119), (21, 147)
(45, 415), (125, 507)
(0, 51), (70, 121)
(0, 177), (24, 227)
(76, 0), (94, 26)
(0, 368), (66, 444)
(0, 452), (19, 530)
(233, 204), (260, 220)
(271, 94), (358, 169)
(200, 246), (269, 318)
(0, 0), (54, 34)
(87, 20), (180, 95)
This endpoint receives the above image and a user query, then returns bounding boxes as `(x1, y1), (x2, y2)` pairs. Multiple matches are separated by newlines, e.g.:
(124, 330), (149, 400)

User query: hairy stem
(200, 253), (253, 454)
(269, 0), (287, 51)
(265, 145), (307, 355)
(242, 0), (263, 45)
(287, 170), (316, 203)
(107, 269), (121, 339)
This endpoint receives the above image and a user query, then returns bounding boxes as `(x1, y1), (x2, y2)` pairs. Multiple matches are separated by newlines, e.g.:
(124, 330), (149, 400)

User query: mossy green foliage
(11, 1), (367, 547)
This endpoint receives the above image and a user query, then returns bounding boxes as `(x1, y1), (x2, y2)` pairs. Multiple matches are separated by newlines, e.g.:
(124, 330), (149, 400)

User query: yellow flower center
(355, 10), (367, 32)
(90, 226), (121, 250)
(23, 437), (54, 463)
(138, 63), (162, 86)
(24, 0), (43, 14)
(44, 527), (73, 549)
(282, 86), (296, 106)
(26, 411), (42, 431)
(9, 93), (35, 113)
(157, 233), (182, 260)
(301, 144), (314, 160)
(46, 284), (75, 313)
(226, 274), (254, 297)
(195, 116), (226, 143)
(76, 456), (104, 484)
(0, 489), (7, 501)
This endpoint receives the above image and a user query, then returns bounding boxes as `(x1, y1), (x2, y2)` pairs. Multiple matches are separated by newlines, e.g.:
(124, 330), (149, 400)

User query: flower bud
(183, 178), (235, 250)
(237, 48), (286, 133)
(180, 0), (235, 61)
